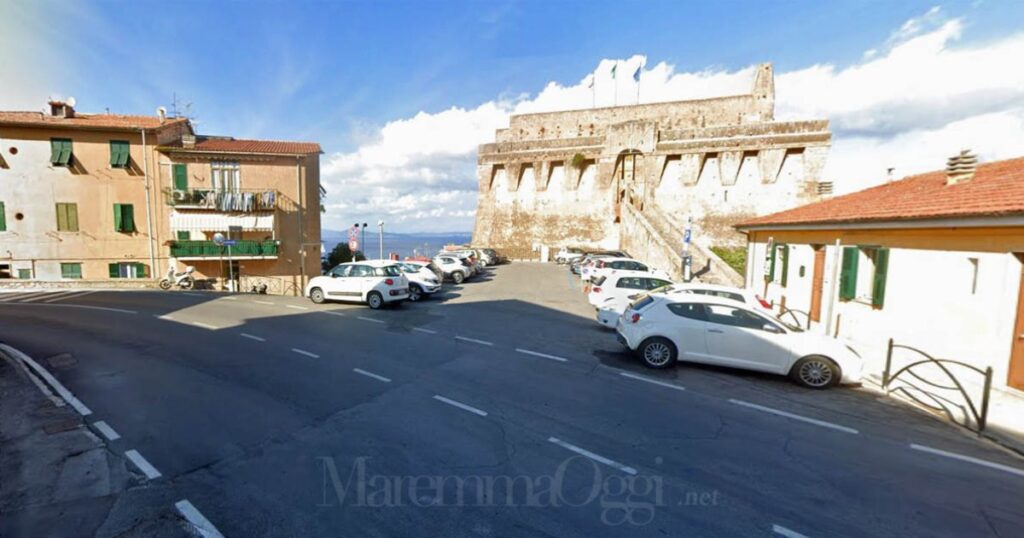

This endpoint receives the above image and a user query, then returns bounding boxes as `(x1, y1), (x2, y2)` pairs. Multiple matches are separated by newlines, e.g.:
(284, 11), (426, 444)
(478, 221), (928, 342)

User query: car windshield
(374, 265), (402, 277)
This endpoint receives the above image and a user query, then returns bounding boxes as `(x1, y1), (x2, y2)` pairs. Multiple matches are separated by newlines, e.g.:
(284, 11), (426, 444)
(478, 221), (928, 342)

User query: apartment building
(0, 99), (321, 295)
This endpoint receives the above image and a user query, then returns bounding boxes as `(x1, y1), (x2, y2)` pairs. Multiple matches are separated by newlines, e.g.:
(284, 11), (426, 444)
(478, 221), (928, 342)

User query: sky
(2, 0), (1024, 233)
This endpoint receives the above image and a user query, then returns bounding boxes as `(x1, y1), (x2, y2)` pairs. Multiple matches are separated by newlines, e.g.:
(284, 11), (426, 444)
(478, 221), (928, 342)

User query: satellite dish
(213, 232), (226, 246)
(66, 96), (76, 107)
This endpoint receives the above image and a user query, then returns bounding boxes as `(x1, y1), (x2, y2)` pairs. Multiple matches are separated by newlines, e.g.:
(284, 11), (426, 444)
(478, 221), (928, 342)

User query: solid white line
(191, 321), (218, 330)
(93, 420), (121, 441)
(548, 437), (637, 475)
(0, 302), (137, 314)
(433, 395), (488, 416)
(515, 348), (568, 362)
(357, 316), (385, 324)
(240, 333), (266, 342)
(124, 449), (162, 479)
(286, 304), (308, 310)
(773, 524), (810, 538)
(353, 368), (391, 383)
(0, 343), (92, 416)
(175, 500), (225, 538)
(910, 443), (1024, 479)
(413, 327), (437, 334)
(455, 335), (493, 346)
(291, 348), (320, 358)
(620, 371), (686, 391)
(254, 300), (275, 305)
(729, 399), (859, 435)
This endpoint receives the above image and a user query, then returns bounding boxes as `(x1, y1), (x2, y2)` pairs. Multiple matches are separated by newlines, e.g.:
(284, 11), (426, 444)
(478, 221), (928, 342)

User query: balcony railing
(170, 240), (280, 258)
(165, 188), (279, 212)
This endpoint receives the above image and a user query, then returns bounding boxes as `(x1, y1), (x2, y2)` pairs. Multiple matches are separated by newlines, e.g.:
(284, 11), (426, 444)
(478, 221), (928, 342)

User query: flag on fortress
(611, 63), (617, 79)
(633, 65), (641, 82)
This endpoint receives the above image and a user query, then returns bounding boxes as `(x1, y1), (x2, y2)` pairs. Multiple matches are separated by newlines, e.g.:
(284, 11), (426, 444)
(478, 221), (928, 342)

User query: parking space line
(413, 327), (438, 334)
(357, 316), (385, 324)
(291, 348), (320, 358)
(124, 449), (162, 479)
(619, 371), (686, 391)
(191, 321), (218, 330)
(286, 304), (308, 310)
(93, 420), (121, 441)
(322, 311), (346, 317)
(175, 500), (225, 538)
(729, 399), (859, 434)
(17, 292), (63, 302)
(240, 333), (266, 342)
(548, 437), (637, 475)
(0, 302), (137, 314)
(254, 300), (275, 305)
(353, 368), (391, 383)
(43, 290), (95, 303)
(433, 395), (488, 416)
(909, 443), (1024, 478)
(455, 335), (493, 346)
(773, 524), (811, 538)
(515, 348), (568, 362)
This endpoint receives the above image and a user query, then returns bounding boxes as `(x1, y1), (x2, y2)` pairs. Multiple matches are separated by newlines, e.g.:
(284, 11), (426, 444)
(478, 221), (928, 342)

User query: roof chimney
(181, 133), (196, 149)
(48, 98), (75, 119)
(946, 149), (978, 185)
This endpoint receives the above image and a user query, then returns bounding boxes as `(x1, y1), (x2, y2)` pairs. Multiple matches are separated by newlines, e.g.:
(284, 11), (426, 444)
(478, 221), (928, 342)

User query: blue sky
(4, 0), (1024, 231)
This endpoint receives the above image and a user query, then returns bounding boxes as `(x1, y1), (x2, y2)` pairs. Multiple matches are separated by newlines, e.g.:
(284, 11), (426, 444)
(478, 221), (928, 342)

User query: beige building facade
(0, 100), (321, 295)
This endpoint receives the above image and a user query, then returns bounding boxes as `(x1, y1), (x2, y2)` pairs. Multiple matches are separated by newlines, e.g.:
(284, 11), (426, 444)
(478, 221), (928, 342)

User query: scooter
(159, 265), (196, 290)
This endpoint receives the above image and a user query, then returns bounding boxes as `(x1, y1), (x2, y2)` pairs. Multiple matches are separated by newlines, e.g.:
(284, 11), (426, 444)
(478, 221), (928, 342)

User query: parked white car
(616, 294), (863, 388)
(596, 282), (772, 328)
(589, 257), (671, 283)
(579, 254), (622, 282)
(588, 273), (674, 309)
(433, 255), (471, 284)
(396, 261), (442, 301)
(306, 260), (409, 309)
(555, 247), (585, 264)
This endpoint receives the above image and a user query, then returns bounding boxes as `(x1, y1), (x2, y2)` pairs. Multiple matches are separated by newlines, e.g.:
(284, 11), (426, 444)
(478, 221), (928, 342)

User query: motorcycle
(159, 265), (196, 290)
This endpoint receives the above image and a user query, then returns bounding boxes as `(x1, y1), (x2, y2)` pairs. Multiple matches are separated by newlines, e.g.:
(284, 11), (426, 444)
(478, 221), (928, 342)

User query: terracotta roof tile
(0, 111), (187, 131)
(737, 156), (1024, 229)
(161, 137), (321, 155)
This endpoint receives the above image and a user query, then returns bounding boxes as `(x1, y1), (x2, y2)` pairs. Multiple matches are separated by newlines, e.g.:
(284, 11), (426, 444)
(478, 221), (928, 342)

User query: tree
(326, 243), (366, 269)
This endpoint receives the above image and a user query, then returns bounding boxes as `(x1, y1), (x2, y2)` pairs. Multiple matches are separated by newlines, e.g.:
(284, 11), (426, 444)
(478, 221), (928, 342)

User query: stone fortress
(471, 63), (832, 284)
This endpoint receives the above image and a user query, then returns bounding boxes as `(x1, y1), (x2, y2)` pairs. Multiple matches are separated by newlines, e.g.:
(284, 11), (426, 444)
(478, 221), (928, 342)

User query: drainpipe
(296, 157), (305, 293)
(825, 238), (842, 335)
(141, 129), (157, 275)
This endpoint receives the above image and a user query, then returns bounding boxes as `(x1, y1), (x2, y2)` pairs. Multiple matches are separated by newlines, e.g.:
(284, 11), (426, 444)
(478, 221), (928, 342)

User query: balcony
(170, 240), (280, 259)
(165, 188), (279, 212)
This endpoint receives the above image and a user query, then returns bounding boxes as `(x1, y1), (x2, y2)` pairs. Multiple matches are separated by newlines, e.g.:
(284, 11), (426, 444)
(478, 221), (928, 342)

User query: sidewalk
(0, 345), (189, 538)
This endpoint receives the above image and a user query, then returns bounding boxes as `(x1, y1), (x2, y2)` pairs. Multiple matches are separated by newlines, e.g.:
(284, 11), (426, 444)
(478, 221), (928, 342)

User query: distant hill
(320, 230), (472, 258)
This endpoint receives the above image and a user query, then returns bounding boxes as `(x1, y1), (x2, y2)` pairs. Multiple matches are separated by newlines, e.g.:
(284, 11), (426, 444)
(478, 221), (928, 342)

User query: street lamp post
(377, 220), (384, 260)
(361, 223), (367, 259)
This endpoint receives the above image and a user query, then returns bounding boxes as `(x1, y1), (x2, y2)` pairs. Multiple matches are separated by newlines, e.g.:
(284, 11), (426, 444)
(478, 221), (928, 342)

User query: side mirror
(330, 273), (338, 278)
(763, 323), (782, 334)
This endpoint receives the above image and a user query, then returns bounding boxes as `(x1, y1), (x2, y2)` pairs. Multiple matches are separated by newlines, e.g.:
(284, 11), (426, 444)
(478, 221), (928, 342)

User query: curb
(0, 342), (92, 416)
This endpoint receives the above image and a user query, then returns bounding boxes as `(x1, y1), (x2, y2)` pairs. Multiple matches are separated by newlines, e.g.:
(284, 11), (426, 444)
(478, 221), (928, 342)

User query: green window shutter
(68, 204), (78, 231)
(780, 245), (790, 287)
(56, 204), (66, 230)
(109, 263), (120, 278)
(871, 248), (890, 309)
(122, 204), (135, 232)
(61, 263), (82, 279)
(110, 141), (129, 167)
(50, 139), (63, 164)
(0, 201), (5, 231)
(113, 204), (123, 231)
(176, 230), (190, 240)
(173, 164), (188, 190)
(765, 243), (776, 281)
(135, 263), (147, 278)
(839, 246), (859, 301)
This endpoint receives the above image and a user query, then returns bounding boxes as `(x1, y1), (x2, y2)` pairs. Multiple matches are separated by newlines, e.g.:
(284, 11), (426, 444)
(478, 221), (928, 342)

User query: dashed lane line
(124, 449), (162, 479)
(240, 333), (267, 342)
(286, 304), (309, 310)
(548, 437), (637, 475)
(322, 311), (347, 317)
(175, 500), (225, 538)
(413, 327), (438, 334)
(910, 443), (1024, 479)
(433, 395), (488, 416)
(455, 335), (493, 346)
(93, 420), (121, 441)
(0, 343), (92, 416)
(773, 524), (811, 538)
(353, 368), (391, 383)
(357, 316), (385, 324)
(619, 371), (686, 391)
(515, 348), (568, 362)
(291, 348), (320, 359)
(729, 399), (859, 435)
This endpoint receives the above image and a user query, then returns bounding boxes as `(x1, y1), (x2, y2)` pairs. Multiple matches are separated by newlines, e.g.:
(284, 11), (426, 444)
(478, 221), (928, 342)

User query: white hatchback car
(588, 273), (674, 309)
(589, 257), (670, 283)
(306, 260), (409, 309)
(396, 261), (441, 301)
(433, 256), (471, 284)
(616, 294), (862, 388)
(596, 282), (769, 328)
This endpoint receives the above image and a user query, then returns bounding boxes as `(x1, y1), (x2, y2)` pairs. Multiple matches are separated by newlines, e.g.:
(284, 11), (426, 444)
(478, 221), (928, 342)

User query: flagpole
(591, 75), (595, 108)
(613, 61), (618, 106)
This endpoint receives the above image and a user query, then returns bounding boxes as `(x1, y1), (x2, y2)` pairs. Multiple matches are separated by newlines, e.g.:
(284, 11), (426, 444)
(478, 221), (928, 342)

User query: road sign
(684, 229), (692, 243)
(213, 232), (226, 246)
(349, 239), (359, 251)
(222, 240), (237, 247)
(349, 226), (359, 240)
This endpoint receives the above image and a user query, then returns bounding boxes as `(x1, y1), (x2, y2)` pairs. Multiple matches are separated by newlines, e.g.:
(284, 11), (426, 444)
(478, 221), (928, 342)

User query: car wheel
(791, 355), (840, 389)
(367, 291), (384, 310)
(639, 337), (676, 369)
(452, 271), (464, 284)
(309, 287), (325, 304)
(408, 284), (422, 302)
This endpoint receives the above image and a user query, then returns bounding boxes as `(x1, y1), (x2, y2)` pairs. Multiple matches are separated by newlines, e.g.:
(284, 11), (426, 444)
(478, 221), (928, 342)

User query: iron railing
(169, 240), (279, 258)
(164, 188), (279, 212)
(776, 306), (812, 330)
(238, 274), (303, 296)
(883, 338), (993, 433)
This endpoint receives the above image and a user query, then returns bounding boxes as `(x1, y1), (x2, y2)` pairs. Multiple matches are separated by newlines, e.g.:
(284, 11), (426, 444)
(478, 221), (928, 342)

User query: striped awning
(169, 210), (274, 231)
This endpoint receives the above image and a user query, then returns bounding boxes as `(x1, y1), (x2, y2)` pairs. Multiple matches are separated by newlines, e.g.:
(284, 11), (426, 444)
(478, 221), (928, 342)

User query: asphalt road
(2, 263), (1023, 537)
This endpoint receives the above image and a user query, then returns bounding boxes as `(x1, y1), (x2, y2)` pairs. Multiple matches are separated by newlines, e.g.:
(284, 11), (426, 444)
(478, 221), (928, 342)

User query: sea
(320, 230), (473, 259)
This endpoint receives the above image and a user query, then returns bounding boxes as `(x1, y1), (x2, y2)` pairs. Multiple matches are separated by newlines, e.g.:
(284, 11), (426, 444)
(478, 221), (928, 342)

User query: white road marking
(729, 399), (859, 435)
(14, 291), (61, 302)
(357, 316), (385, 324)
(773, 524), (811, 538)
(182, 292), (204, 297)
(124, 449), (162, 479)
(910, 443), (1024, 479)
(515, 348), (568, 362)
(291, 348), (320, 358)
(433, 395), (488, 416)
(455, 335), (493, 346)
(222, 296), (238, 301)
(548, 437), (637, 475)
(322, 311), (346, 317)
(0, 302), (137, 314)
(254, 300), (275, 305)
(0, 343), (92, 416)
(43, 290), (95, 303)
(413, 327), (437, 334)
(93, 420), (121, 441)
(175, 499), (225, 538)
(286, 304), (308, 310)
(353, 368), (391, 383)
(191, 321), (218, 330)
(619, 371), (686, 391)
(240, 333), (266, 342)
